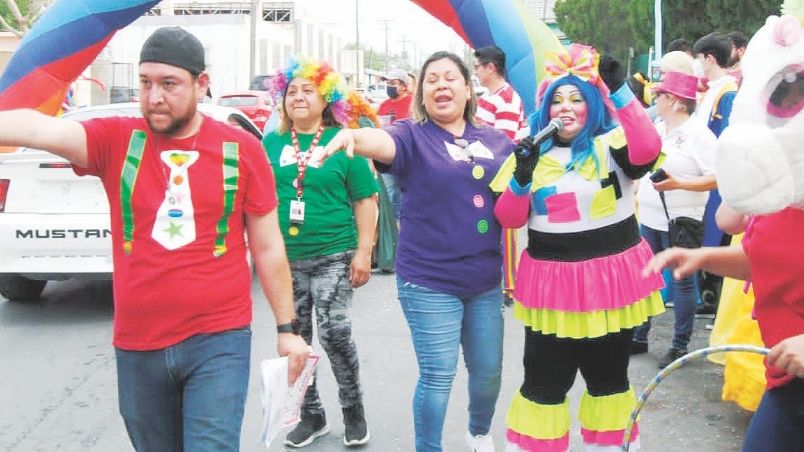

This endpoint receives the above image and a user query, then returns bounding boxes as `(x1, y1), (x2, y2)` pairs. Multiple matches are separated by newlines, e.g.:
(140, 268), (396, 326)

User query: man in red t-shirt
(378, 68), (413, 125)
(0, 27), (308, 451)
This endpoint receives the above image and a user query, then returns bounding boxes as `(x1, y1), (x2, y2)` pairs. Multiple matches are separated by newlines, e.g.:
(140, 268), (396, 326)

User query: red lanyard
(290, 125), (324, 199)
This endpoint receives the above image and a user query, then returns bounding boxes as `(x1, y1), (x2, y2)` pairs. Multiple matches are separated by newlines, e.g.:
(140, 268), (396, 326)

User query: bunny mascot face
(716, 0), (804, 214)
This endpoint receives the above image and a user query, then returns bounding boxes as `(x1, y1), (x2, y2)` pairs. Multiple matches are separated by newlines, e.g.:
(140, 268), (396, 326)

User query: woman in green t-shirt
(262, 57), (378, 448)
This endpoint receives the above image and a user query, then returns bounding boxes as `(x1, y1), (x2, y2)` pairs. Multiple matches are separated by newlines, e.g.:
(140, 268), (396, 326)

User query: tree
(0, 0), (51, 37)
(705, 0), (780, 36)
(554, 0), (638, 60)
(554, 0), (786, 59)
(660, 0), (713, 47)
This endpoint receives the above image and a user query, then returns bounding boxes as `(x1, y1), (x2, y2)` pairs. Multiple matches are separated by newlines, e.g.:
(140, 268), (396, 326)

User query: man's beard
(145, 106), (195, 136)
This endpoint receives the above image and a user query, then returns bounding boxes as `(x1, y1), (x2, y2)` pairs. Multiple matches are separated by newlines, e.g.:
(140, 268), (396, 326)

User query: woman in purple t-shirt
(323, 51), (515, 451)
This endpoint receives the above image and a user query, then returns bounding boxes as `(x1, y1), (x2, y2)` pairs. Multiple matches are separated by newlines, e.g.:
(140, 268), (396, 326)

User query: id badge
(290, 199), (305, 224)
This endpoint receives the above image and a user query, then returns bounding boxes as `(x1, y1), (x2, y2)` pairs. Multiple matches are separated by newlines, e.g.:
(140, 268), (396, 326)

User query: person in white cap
(378, 68), (413, 124)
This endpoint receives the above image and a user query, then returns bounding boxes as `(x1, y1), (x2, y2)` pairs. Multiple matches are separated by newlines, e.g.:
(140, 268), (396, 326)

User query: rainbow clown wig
(531, 44), (616, 170)
(270, 56), (378, 130)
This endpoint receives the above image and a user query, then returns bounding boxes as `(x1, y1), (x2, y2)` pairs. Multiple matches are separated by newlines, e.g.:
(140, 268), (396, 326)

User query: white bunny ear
(772, 15), (802, 46)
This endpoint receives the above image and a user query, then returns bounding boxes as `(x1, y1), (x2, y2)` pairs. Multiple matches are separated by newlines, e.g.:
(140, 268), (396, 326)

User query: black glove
(513, 136), (540, 186)
(599, 54), (625, 93)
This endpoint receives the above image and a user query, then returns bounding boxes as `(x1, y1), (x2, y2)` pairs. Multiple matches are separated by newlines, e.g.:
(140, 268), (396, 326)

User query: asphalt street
(0, 271), (752, 452)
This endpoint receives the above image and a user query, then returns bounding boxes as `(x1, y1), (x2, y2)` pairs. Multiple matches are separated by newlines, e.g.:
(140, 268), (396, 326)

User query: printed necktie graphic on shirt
(152, 150), (200, 250)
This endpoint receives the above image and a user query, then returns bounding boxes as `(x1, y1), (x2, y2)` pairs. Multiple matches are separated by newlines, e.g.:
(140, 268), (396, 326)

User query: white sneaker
(466, 431), (496, 452)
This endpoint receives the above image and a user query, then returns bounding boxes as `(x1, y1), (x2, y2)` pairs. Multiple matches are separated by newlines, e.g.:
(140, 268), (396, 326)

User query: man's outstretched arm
(0, 109), (88, 167)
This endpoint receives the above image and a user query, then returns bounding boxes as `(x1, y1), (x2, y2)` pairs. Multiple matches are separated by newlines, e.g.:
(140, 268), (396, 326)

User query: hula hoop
(622, 344), (770, 451)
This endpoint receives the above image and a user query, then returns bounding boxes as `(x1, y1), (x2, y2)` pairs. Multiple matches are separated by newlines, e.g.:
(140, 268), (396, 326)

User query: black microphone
(516, 118), (564, 157)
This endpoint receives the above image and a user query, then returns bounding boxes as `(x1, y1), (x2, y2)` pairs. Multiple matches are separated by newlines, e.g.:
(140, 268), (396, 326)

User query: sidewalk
(248, 272), (752, 451)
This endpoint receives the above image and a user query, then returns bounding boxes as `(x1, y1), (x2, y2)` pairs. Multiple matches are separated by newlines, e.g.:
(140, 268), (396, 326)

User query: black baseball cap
(140, 27), (205, 75)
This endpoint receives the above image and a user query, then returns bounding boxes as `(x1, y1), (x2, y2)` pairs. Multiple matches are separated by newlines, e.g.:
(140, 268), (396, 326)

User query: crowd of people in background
(1, 18), (802, 452)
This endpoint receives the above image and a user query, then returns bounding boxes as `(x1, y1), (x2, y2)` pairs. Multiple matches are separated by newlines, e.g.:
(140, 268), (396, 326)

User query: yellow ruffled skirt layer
(708, 280), (765, 410)
(513, 291), (665, 339)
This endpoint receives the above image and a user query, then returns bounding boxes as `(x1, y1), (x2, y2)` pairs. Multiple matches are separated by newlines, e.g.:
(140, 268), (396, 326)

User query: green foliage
(0, 0), (32, 24)
(705, 0), (780, 35)
(626, 0), (654, 51)
(0, 0), (52, 35)
(554, 0), (636, 60)
(554, 0), (785, 60)
(662, 0), (714, 45)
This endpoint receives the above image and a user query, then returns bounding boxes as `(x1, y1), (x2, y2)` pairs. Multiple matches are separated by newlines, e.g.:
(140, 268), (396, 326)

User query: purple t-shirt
(379, 119), (514, 296)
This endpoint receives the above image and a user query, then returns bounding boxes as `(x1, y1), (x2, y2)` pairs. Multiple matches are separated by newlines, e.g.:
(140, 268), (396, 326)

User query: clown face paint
(549, 85), (588, 141)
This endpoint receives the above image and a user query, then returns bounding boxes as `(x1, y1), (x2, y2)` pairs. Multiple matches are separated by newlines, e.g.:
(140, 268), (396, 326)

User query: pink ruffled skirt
(513, 239), (664, 312)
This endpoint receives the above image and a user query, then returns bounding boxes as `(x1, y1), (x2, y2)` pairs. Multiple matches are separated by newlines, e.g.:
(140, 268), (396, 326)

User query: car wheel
(0, 276), (47, 301)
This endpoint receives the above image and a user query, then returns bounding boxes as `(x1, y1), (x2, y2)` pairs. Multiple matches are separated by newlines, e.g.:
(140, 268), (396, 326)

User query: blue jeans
(116, 327), (251, 452)
(634, 225), (696, 351)
(397, 277), (504, 452)
(742, 378), (804, 451)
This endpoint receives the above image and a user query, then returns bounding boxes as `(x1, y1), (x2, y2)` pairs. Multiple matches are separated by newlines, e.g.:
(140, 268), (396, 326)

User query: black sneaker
(285, 412), (330, 448)
(694, 302), (717, 319)
(658, 348), (687, 369)
(630, 341), (648, 355)
(342, 404), (370, 447)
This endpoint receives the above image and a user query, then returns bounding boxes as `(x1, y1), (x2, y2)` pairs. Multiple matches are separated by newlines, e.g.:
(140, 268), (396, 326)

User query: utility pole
(398, 35), (410, 68)
(381, 19), (390, 74)
(249, 0), (261, 81)
(355, 0), (360, 87)
(654, 0), (663, 60)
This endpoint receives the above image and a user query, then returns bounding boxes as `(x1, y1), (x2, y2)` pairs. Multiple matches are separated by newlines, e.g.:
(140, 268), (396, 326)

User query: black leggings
(521, 328), (634, 404)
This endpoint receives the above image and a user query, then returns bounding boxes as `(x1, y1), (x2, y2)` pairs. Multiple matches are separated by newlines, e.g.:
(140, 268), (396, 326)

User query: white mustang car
(0, 103), (262, 301)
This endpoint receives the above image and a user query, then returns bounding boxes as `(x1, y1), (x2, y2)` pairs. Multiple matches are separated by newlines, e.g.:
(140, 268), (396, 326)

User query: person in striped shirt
(474, 45), (527, 141)
(474, 45), (527, 306)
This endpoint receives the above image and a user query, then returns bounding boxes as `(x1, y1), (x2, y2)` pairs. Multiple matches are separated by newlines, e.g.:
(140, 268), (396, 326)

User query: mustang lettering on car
(15, 229), (112, 239)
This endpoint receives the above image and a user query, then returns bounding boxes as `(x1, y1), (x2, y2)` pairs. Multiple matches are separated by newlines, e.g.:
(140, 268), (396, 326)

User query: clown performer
(491, 44), (665, 451)
(645, 2), (804, 449)
(263, 57), (379, 448)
